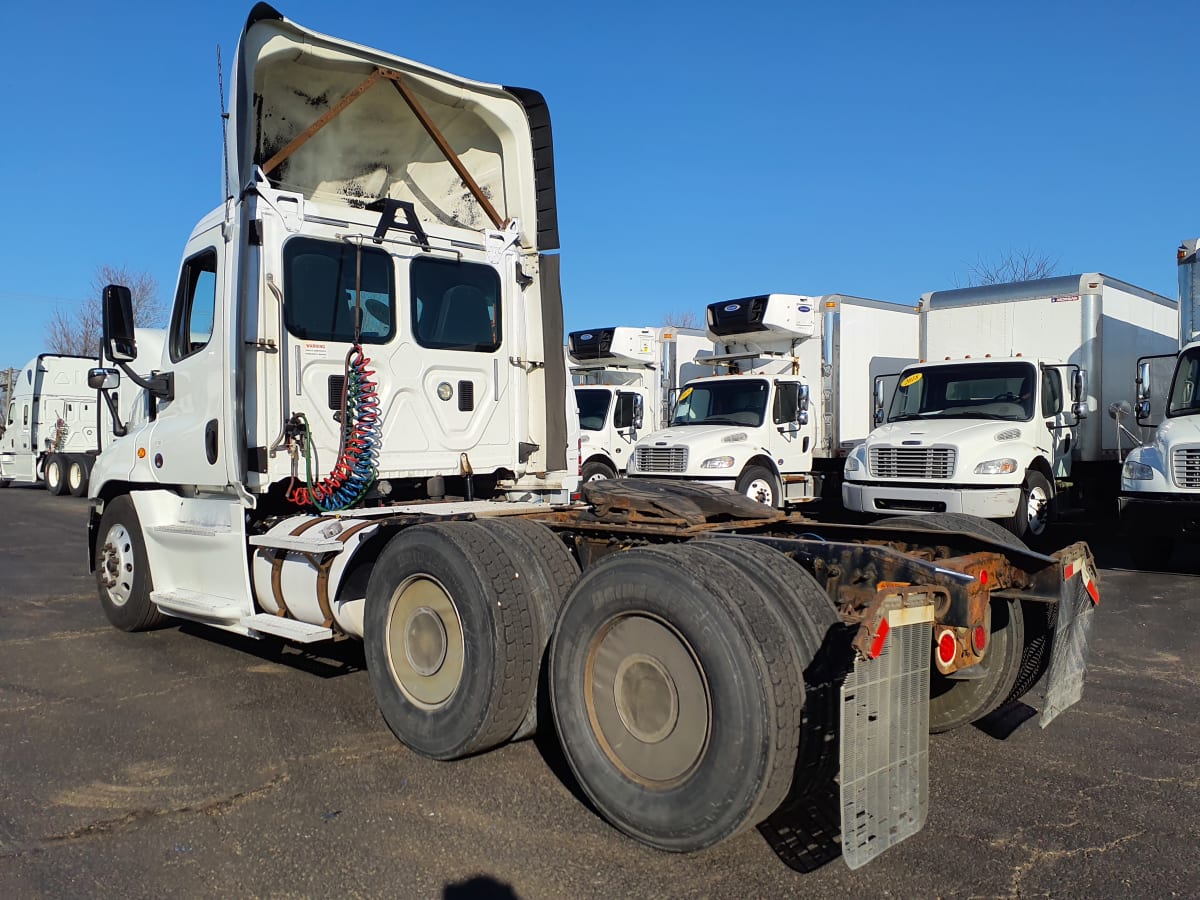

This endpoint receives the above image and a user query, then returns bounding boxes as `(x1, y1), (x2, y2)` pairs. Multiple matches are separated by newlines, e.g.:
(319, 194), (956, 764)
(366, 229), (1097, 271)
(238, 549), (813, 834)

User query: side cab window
(169, 249), (218, 362)
(1041, 369), (1063, 418)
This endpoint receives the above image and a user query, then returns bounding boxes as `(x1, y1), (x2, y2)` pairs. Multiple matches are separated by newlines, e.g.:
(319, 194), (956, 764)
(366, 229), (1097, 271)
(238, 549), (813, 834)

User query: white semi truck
(85, 4), (1099, 874)
(1118, 239), (1200, 567)
(844, 275), (1177, 542)
(0, 331), (164, 496)
(625, 293), (918, 508)
(568, 325), (711, 481)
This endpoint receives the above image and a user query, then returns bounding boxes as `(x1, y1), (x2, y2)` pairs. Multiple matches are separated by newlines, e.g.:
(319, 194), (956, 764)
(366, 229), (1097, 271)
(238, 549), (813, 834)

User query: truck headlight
(974, 457), (1018, 475)
(845, 445), (866, 473)
(701, 456), (736, 469)
(1123, 459), (1154, 481)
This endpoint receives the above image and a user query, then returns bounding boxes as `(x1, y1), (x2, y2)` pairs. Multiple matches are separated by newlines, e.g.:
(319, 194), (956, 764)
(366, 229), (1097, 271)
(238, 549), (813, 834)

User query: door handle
(205, 419), (219, 465)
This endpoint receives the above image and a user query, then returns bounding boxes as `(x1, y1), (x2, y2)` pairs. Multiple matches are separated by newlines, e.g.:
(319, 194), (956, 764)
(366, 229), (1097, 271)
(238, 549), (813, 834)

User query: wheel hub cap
(385, 577), (464, 709)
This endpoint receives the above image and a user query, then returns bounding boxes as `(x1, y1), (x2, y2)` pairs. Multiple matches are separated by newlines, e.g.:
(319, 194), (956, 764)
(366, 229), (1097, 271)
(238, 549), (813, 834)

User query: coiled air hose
(286, 344), (381, 511)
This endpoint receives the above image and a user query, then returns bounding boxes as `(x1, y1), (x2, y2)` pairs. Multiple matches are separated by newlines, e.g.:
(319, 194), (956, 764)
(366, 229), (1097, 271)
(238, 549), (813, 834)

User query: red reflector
(869, 618), (891, 658)
(937, 630), (957, 665)
(973, 625), (987, 651)
(1086, 579), (1100, 604)
(979, 570), (988, 585)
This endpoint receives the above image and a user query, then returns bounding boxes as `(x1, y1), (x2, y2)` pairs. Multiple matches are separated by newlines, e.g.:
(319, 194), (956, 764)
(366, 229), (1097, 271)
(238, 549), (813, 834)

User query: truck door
(1041, 366), (1073, 478)
(145, 231), (227, 486)
(770, 379), (813, 475)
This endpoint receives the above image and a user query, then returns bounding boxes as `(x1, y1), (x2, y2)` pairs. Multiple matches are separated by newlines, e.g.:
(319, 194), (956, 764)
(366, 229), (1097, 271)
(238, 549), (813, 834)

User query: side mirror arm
(114, 362), (174, 420)
(99, 389), (128, 437)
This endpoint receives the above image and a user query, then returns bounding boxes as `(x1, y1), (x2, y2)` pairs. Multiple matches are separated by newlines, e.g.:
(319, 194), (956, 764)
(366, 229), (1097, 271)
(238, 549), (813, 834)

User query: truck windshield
(1167, 347), (1200, 417)
(671, 379), (768, 427)
(888, 362), (1037, 423)
(575, 388), (612, 431)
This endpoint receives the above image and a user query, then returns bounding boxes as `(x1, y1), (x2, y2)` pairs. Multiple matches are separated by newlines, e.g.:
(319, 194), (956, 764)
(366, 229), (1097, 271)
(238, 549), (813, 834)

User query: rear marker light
(972, 625), (987, 653)
(936, 629), (957, 666)
(979, 570), (988, 585)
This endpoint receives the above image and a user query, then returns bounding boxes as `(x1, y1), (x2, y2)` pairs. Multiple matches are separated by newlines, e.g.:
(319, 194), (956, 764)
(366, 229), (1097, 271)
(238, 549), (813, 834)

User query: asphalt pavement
(1, 484), (1196, 898)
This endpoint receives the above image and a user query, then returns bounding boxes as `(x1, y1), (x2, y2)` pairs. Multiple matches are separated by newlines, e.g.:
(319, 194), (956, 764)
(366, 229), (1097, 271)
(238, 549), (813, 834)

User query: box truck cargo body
(844, 275), (1176, 540)
(626, 294), (918, 507)
(568, 326), (711, 480)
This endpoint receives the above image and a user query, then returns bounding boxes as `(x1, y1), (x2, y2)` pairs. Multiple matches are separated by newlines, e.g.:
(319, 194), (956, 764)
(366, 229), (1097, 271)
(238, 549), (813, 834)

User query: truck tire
(478, 518), (579, 740)
(697, 538), (842, 791)
(549, 543), (805, 852)
(1004, 470), (1054, 543)
(44, 454), (68, 495)
(363, 522), (539, 760)
(68, 456), (91, 497)
(95, 495), (166, 631)
(736, 464), (782, 508)
(1129, 534), (1173, 570)
(581, 458), (617, 483)
(882, 514), (1027, 732)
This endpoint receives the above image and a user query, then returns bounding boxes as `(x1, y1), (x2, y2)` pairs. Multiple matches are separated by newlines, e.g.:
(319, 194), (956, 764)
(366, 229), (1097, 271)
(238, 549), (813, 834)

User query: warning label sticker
(303, 342), (328, 358)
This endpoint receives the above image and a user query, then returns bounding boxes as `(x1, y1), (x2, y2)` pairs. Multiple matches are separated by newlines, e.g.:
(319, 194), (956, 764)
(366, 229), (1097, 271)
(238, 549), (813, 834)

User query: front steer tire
(95, 496), (165, 632)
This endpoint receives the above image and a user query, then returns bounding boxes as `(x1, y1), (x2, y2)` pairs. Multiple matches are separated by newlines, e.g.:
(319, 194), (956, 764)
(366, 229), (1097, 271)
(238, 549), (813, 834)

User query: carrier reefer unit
(625, 294), (918, 507)
(568, 325), (711, 481)
(844, 275), (1177, 541)
(83, 4), (1099, 877)
(1119, 239), (1200, 566)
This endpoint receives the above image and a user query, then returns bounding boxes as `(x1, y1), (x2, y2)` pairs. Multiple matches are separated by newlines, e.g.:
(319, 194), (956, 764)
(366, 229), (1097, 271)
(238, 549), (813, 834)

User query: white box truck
(1118, 239), (1200, 567)
(568, 325), (711, 481)
(81, 4), (1098, 874)
(625, 294), (918, 507)
(844, 275), (1177, 542)
(0, 331), (164, 496)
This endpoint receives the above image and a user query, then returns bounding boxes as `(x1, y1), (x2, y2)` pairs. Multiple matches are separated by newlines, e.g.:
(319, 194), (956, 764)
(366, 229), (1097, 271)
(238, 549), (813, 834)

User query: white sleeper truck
(1119, 239), (1200, 567)
(568, 325), (711, 481)
(0, 332), (164, 497)
(86, 3), (1099, 875)
(626, 293), (918, 508)
(844, 275), (1177, 542)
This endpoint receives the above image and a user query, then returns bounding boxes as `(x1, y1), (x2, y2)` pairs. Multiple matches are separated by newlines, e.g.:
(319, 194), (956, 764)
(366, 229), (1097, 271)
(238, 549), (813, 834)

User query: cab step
(242, 613), (334, 643)
(151, 589), (246, 624)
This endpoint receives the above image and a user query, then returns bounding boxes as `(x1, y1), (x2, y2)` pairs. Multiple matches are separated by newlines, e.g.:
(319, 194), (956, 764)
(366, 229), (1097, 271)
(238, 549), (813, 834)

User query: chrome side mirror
(798, 384), (810, 426)
(1137, 361), (1151, 402)
(87, 368), (120, 391)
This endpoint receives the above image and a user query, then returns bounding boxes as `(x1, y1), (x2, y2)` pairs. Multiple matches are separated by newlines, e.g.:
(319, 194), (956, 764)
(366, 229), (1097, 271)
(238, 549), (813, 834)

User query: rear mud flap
(839, 601), (933, 870)
(1040, 551), (1099, 728)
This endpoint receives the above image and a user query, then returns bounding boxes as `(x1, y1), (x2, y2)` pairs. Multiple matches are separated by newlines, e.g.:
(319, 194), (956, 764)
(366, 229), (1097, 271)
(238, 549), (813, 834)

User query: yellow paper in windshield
(900, 372), (923, 388)
(678, 387), (694, 402)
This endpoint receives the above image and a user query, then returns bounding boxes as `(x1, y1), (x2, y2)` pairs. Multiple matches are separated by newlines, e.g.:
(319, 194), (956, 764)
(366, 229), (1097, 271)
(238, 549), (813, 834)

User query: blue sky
(0, 1), (1193, 368)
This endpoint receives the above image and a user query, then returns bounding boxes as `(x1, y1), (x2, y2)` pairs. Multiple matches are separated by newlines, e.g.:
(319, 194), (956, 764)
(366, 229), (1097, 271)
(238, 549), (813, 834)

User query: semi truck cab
(844, 356), (1085, 539)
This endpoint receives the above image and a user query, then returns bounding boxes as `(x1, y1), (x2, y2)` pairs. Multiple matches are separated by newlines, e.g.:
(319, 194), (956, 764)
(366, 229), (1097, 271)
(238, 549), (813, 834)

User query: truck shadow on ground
(178, 621), (367, 678)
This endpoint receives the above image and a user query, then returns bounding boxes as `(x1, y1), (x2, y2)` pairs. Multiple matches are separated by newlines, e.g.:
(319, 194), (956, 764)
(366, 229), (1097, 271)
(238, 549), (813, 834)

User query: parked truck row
(81, 3), (1096, 875)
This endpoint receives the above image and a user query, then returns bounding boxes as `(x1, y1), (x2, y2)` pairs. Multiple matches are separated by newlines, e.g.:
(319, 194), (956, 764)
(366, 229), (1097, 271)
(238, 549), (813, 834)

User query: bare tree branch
(44, 265), (166, 357)
(962, 247), (1060, 287)
(661, 309), (700, 330)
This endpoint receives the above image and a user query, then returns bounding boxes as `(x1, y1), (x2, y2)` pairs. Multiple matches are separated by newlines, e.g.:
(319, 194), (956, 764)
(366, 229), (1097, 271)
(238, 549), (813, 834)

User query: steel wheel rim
(586, 471), (609, 482)
(99, 523), (135, 606)
(69, 462), (83, 491)
(584, 613), (710, 786)
(1026, 485), (1049, 536)
(384, 575), (465, 709)
(46, 459), (60, 485)
(744, 478), (774, 505)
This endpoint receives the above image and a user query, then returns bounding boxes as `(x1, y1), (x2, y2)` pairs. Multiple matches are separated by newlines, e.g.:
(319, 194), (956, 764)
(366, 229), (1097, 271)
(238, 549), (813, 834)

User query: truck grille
(635, 446), (688, 473)
(869, 447), (956, 479)
(1172, 447), (1200, 488)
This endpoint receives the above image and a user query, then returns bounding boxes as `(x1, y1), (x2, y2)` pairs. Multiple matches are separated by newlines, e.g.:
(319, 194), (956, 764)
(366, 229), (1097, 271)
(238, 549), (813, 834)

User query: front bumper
(843, 481), (1022, 519)
(627, 472), (737, 490)
(1118, 492), (1200, 536)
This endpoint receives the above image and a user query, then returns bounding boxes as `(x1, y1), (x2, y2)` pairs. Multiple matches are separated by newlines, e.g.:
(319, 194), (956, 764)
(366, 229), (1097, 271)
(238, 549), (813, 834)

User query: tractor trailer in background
(844, 275), (1177, 542)
(1119, 239), (1200, 567)
(625, 293), (918, 508)
(0, 331), (164, 496)
(568, 325), (711, 481)
(84, 4), (1099, 875)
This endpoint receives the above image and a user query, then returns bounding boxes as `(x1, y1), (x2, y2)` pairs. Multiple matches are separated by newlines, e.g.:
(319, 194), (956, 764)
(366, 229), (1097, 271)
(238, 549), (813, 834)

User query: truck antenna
(217, 44), (231, 202)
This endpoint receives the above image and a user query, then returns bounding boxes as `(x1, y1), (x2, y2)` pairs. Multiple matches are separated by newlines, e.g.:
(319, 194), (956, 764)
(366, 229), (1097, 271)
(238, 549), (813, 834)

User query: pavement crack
(40, 772), (289, 846)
